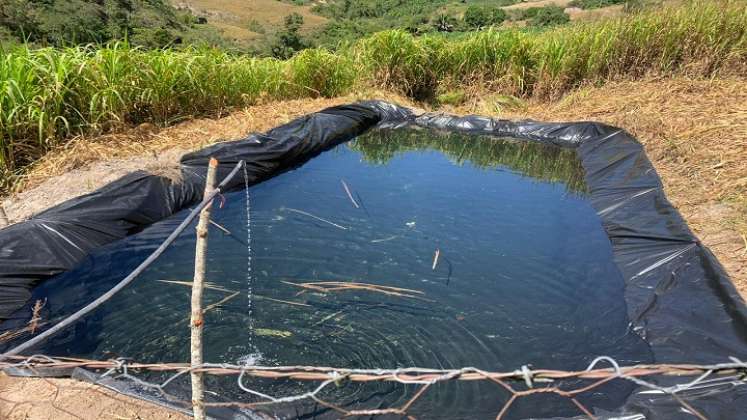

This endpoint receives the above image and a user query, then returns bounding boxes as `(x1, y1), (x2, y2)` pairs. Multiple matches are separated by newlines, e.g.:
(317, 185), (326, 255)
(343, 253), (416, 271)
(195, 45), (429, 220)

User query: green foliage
(287, 49), (356, 97)
(310, 0), (453, 46)
(436, 89), (467, 106)
(308, 0), (523, 47)
(432, 13), (460, 32)
(569, 0), (627, 10)
(271, 13), (308, 58)
(524, 5), (571, 27)
(464, 5), (507, 29)
(0, 0), (227, 48)
(0, 43), (357, 189)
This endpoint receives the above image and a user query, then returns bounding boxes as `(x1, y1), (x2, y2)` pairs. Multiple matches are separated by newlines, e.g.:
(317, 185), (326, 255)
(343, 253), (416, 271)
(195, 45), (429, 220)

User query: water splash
(242, 162), (261, 365)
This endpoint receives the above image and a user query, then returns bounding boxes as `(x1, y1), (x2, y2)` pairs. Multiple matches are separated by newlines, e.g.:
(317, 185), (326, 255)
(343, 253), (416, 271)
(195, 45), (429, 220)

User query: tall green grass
(0, 0), (745, 192)
(356, 0), (747, 96)
(0, 44), (352, 187)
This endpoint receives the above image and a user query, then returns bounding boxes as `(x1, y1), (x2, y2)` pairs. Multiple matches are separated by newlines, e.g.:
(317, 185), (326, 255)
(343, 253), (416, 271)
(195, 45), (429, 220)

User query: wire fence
(2, 160), (746, 419)
(2, 354), (746, 419)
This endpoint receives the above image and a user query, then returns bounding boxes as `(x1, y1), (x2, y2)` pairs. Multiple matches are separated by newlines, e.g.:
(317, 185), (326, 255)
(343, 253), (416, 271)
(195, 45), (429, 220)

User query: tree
(463, 5), (507, 29)
(432, 13), (458, 32)
(271, 13), (307, 59)
(527, 5), (570, 27)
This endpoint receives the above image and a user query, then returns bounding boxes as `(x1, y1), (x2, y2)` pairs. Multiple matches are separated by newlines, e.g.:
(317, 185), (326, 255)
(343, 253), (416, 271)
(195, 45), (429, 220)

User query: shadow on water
(1, 127), (652, 419)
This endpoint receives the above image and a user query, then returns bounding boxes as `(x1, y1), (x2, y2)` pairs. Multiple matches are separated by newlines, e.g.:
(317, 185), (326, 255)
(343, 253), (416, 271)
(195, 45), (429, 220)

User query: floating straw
(285, 208), (348, 230)
(281, 280), (433, 302)
(341, 179), (360, 208)
(209, 220), (231, 235)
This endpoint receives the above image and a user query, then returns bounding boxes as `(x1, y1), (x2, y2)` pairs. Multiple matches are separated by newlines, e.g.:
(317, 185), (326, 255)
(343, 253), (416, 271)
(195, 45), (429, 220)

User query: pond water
(7, 127), (653, 418)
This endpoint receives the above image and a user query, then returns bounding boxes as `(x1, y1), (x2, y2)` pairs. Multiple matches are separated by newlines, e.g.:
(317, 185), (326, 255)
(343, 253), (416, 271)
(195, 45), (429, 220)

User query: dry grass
(566, 5), (626, 21)
(503, 0), (574, 10)
(281, 280), (432, 301)
(174, 0), (327, 43)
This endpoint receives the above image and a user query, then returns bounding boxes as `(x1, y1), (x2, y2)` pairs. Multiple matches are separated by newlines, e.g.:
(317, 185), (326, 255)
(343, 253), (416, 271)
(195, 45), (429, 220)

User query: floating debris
(209, 220), (231, 235)
(255, 295), (311, 308)
(157, 279), (234, 293)
(255, 328), (293, 338)
(285, 207), (348, 230)
(312, 310), (346, 327)
(204, 291), (241, 314)
(371, 235), (399, 243)
(341, 179), (360, 209)
(281, 280), (433, 302)
(159, 280), (310, 308)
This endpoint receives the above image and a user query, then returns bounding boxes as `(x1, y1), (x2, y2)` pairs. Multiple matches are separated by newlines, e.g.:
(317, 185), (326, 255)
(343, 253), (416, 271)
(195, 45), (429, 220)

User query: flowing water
(6, 127), (653, 418)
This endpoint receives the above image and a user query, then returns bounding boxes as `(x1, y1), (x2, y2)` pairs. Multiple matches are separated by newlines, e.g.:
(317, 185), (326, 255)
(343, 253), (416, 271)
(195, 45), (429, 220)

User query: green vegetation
(310, 0), (517, 46)
(0, 1), (745, 191)
(436, 89), (468, 106)
(0, 0), (228, 48)
(270, 13), (309, 58)
(351, 128), (588, 193)
(569, 0), (627, 10)
(0, 44), (352, 186)
(513, 5), (571, 27)
(464, 5), (508, 29)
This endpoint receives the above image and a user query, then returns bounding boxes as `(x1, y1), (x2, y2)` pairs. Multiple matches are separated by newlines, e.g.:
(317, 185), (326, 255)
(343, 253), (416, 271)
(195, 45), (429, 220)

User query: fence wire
(2, 355), (746, 419)
(2, 163), (745, 419)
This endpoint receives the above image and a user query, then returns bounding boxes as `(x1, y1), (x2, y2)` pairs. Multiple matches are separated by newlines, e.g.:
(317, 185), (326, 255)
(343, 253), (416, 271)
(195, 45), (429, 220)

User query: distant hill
(172, 0), (630, 51)
(0, 0), (228, 48)
(0, 0), (633, 51)
(172, 0), (327, 46)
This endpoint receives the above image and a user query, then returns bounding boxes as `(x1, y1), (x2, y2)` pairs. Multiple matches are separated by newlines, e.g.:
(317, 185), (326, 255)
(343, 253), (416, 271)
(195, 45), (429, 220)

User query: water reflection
(351, 127), (587, 193)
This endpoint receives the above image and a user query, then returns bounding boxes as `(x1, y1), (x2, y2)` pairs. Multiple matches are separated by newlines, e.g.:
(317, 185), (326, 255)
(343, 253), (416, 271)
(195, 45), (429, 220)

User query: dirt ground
(0, 372), (188, 419)
(1, 77), (745, 418)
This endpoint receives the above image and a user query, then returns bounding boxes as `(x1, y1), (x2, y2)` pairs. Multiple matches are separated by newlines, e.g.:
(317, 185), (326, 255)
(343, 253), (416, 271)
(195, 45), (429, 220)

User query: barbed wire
(2, 354), (746, 419)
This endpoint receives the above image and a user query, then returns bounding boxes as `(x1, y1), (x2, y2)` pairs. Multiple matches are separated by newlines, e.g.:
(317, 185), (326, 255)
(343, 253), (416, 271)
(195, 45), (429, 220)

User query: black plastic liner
(1, 101), (746, 418)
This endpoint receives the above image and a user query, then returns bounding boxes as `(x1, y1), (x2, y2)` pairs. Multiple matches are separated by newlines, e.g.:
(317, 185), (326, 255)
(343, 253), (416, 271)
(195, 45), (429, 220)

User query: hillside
(0, 0), (638, 52)
(0, 0), (228, 48)
(171, 0), (328, 47)
(172, 0), (632, 49)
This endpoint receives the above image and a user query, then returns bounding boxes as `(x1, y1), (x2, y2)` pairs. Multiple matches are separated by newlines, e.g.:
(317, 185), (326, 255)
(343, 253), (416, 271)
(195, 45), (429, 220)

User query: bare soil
(1, 78), (745, 418)
(0, 372), (188, 419)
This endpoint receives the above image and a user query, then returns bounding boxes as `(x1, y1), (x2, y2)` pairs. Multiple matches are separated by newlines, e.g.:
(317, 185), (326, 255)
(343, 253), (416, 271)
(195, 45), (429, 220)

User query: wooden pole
(0, 204), (9, 228)
(190, 157), (218, 420)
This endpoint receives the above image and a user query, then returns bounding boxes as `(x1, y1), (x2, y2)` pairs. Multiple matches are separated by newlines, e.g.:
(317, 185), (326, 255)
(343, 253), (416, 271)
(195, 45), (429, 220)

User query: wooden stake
(0, 204), (9, 228)
(190, 157), (218, 420)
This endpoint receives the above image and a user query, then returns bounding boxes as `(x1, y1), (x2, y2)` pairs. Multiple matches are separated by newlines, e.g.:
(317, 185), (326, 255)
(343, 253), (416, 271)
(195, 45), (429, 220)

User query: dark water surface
(8, 128), (653, 418)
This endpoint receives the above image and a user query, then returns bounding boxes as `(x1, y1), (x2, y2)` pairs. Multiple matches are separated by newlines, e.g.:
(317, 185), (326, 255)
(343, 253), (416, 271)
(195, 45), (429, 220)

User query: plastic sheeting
(0, 101), (746, 418)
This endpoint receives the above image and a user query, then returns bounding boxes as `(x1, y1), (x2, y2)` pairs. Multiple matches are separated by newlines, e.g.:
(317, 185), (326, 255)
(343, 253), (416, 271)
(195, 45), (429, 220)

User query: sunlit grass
(356, 0), (746, 96)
